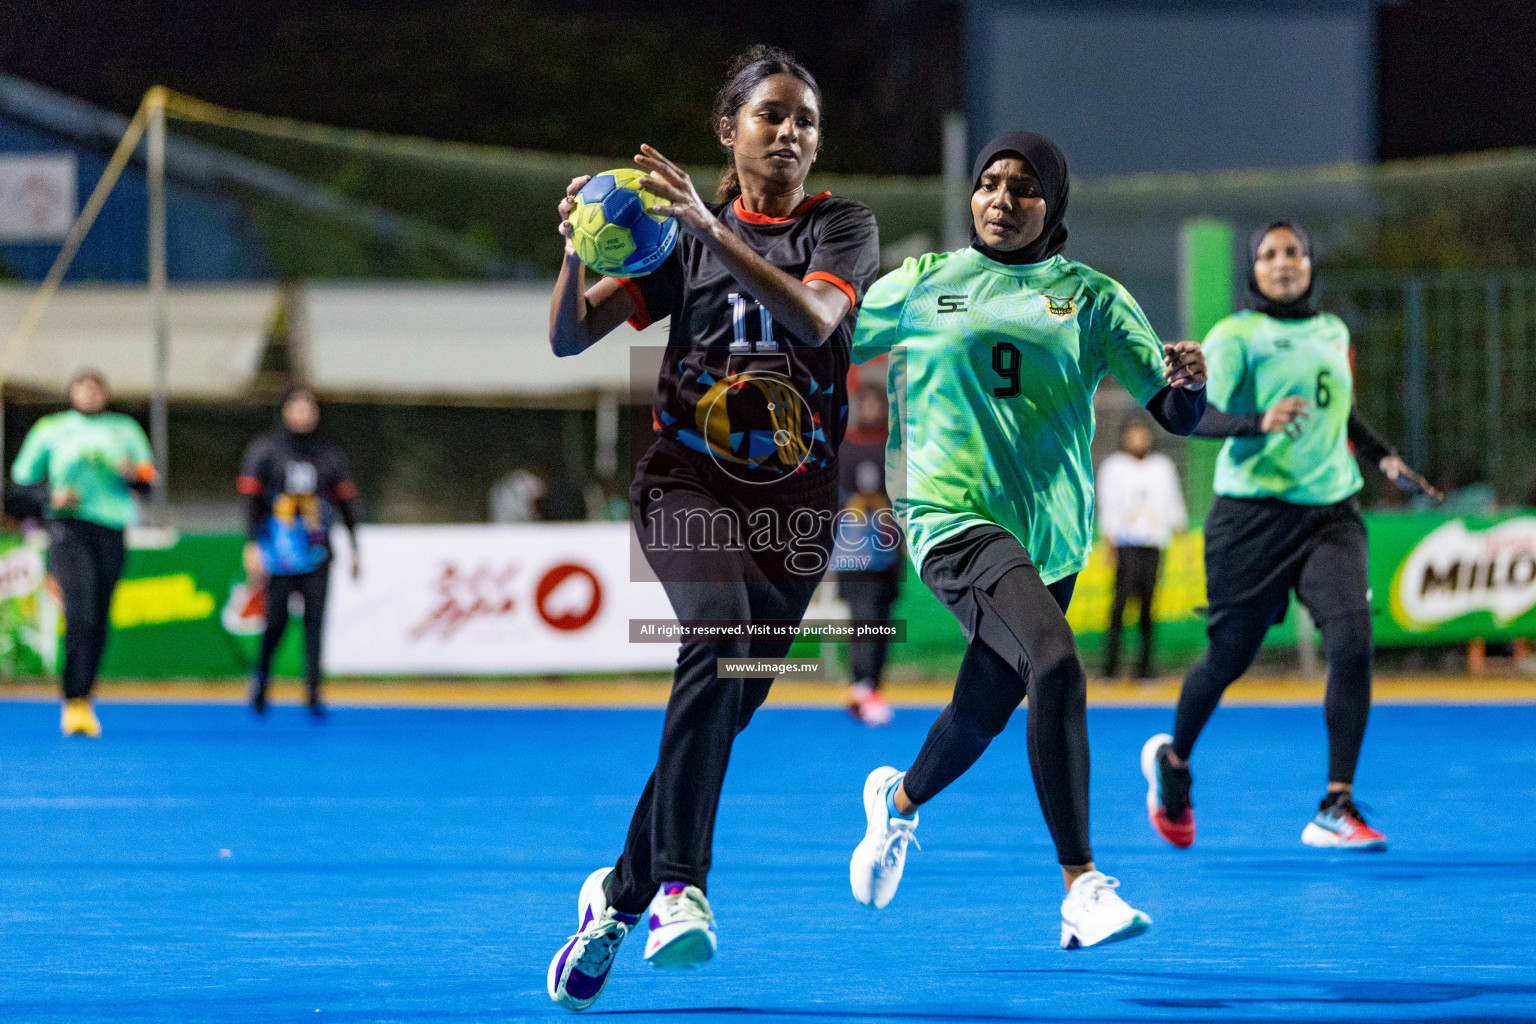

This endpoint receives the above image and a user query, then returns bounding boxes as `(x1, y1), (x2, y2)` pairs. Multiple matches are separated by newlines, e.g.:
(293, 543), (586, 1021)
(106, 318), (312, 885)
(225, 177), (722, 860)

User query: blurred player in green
(846, 132), (1208, 949)
(1141, 221), (1439, 853)
(11, 369), (155, 737)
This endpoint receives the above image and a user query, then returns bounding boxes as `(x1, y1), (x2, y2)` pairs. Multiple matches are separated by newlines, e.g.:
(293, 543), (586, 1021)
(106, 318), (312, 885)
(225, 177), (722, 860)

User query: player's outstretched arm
(1192, 397), (1312, 439)
(1143, 341), (1209, 436)
(635, 145), (850, 345)
(1345, 409), (1442, 499)
(549, 175), (637, 357)
(1378, 454), (1443, 500)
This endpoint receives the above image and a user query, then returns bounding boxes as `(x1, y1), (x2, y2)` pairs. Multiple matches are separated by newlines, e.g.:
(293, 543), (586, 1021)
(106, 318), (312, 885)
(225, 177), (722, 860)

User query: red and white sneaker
(1302, 794), (1388, 851)
(846, 682), (894, 727)
(1140, 734), (1195, 848)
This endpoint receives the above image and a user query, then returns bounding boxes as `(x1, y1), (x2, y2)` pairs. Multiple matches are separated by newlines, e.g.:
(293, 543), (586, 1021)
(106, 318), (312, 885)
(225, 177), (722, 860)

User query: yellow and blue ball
(569, 168), (679, 277)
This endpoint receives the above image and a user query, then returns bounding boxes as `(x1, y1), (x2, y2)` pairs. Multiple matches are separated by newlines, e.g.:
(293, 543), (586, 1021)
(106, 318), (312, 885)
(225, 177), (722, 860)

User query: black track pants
(841, 578), (898, 687)
(1104, 545), (1160, 679)
(606, 439), (835, 915)
(49, 518), (126, 700)
(255, 565), (331, 701)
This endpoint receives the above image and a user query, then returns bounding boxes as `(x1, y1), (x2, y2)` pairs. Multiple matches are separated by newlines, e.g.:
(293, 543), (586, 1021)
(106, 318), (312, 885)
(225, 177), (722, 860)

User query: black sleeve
(614, 249), (684, 330)
(1193, 406), (1266, 438)
(324, 445), (360, 538)
(805, 201), (882, 309)
(1145, 385), (1208, 437)
(238, 436), (271, 541)
(336, 497), (359, 535)
(245, 495), (267, 541)
(1347, 409), (1396, 465)
(4, 485), (47, 523)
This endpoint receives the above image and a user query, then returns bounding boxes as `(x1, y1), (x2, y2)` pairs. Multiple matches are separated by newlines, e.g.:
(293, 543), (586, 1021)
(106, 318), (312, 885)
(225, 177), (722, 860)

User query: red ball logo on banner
(534, 563), (603, 631)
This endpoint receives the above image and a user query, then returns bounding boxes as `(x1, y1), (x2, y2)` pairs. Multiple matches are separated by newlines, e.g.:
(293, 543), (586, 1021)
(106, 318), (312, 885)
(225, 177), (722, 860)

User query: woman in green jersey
(846, 132), (1209, 950)
(11, 369), (155, 737)
(1141, 221), (1438, 854)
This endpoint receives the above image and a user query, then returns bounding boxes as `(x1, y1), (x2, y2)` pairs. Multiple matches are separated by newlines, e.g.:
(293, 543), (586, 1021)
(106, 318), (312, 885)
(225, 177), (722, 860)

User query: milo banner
(1, 512), (1532, 681)
(1377, 512), (1536, 644)
(891, 509), (1536, 669)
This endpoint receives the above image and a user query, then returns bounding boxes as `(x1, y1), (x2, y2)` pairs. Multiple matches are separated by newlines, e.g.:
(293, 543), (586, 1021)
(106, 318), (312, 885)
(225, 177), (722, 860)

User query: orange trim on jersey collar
(732, 191), (831, 225)
(804, 271), (857, 308)
(613, 277), (652, 330)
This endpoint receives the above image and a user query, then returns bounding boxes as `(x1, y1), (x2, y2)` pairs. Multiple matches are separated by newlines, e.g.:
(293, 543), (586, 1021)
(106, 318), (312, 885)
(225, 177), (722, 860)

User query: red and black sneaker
(1140, 733), (1195, 848)
(1301, 792), (1388, 851)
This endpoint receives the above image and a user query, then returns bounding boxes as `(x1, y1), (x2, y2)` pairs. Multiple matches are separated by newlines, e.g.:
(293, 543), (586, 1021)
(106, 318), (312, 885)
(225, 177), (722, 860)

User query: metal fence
(1330, 270), (1536, 502)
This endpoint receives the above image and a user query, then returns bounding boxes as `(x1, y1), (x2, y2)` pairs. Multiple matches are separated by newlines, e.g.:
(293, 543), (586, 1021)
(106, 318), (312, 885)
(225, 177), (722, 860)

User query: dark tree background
(0, 0), (963, 174)
(1, 0), (1533, 170)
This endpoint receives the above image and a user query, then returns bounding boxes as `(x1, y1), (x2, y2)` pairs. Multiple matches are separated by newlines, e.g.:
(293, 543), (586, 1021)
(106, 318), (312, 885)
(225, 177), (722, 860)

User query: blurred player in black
(836, 382), (902, 725)
(544, 45), (879, 1011)
(238, 386), (360, 718)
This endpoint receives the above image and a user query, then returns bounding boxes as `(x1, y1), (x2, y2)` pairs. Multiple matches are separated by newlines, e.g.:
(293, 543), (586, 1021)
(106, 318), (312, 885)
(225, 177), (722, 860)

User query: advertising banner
(0, 153), (76, 242)
(4, 511), (1530, 682)
(0, 535), (54, 677)
(890, 511), (1536, 669)
(321, 524), (676, 674)
(1376, 512), (1536, 645)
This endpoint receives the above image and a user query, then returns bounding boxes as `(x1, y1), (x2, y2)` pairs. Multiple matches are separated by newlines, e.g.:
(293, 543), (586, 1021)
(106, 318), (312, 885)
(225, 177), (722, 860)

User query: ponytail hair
(712, 45), (822, 202)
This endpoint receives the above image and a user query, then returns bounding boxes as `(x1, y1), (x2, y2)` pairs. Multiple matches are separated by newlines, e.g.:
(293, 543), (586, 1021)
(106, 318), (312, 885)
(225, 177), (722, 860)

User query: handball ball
(569, 169), (679, 277)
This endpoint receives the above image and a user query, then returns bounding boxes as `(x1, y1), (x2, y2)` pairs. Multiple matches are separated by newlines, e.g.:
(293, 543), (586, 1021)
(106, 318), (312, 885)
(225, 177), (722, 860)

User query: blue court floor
(1, 700), (1533, 1023)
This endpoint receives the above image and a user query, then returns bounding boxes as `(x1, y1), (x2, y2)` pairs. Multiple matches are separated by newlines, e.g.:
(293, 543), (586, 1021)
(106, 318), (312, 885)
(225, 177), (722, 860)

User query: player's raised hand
(1380, 455), (1444, 502)
(1260, 396), (1312, 438)
(1162, 341), (1207, 391)
(635, 145), (717, 235)
(558, 175), (592, 255)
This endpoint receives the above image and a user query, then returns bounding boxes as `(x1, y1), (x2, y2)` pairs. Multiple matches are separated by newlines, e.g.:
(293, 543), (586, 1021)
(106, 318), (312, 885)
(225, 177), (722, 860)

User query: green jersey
(1204, 310), (1362, 505)
(12, 410), (154, 530)
(853, 248), (1168, 584)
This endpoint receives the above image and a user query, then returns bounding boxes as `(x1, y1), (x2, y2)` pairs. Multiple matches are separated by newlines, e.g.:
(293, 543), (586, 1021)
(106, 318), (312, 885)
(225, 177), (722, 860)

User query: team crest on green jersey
(1045, 295), (1076, 319)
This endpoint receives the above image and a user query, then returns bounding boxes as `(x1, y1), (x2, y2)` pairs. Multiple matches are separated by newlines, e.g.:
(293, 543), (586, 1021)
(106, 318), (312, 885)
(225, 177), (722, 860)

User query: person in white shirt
(1096, 420), (1186, 681)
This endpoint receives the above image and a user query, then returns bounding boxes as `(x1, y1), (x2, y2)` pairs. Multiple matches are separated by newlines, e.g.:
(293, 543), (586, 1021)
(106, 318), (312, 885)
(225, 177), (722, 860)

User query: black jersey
(616, 192), (880, 481)
(238, 429), (357, 573)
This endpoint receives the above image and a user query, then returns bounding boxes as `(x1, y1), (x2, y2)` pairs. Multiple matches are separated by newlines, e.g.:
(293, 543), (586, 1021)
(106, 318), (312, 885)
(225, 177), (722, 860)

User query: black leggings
(606, 439), (834, 915)
(255, 565), (331, 700)
(1105, 545), (1160, 679)
(50, 518), (126, 700)
(902, 565), (1091, 866)
(1174, 495), (1374, 785)
(841, 578), (899, 687)
(1173, 606), (1373, 784)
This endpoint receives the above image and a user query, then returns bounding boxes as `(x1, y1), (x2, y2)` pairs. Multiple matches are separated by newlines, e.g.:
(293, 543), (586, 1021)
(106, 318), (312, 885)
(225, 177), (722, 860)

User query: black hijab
(276, 384), (321, 455)
(1246, 220), (1318, 320)
(969, 132), (1070, 266)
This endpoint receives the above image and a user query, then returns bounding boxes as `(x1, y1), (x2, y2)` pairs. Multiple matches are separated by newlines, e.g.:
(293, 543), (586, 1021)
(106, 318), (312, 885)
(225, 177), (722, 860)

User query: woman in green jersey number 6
(11, 369), (155, 738)
(1141, 221), (1438, 854)
(846, 132), (1208, 950)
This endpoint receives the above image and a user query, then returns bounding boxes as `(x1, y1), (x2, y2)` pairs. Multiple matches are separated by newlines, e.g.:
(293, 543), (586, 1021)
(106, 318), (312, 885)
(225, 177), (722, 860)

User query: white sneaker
(643, 883), (717, 967)
(547, 867), (638, 1011)
(849, 766), (919, 909)
(1059, 871), (1151, 949)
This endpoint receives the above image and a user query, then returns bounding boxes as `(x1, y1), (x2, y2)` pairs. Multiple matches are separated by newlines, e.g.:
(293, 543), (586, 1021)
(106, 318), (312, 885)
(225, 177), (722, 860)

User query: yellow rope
(0, 90), (157, 382)
(160, 88), (599, 174)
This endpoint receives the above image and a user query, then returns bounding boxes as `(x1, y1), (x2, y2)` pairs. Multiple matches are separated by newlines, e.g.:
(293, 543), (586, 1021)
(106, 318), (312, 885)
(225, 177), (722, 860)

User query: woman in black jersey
(544, 46), (879, 1011)
(238, 386), (360, 718)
